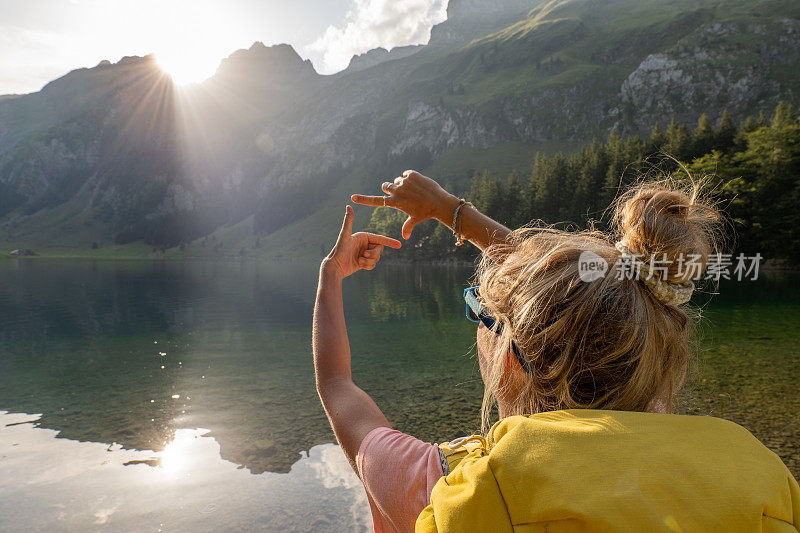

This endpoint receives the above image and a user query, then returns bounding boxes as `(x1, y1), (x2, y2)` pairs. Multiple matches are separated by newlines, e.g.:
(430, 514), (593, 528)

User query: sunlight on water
(160, 429), (195, 475)
(0, 411), (371, 531)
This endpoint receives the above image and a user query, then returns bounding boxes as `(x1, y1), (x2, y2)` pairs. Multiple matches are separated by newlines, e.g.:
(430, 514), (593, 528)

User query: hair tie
(614, 241), (695, 306)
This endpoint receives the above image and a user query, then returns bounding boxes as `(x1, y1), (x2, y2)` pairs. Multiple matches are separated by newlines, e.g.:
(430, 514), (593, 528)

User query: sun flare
(156, 50), (219, 85)
(159, 428), (196, 474)
(146, 1), (246, 86)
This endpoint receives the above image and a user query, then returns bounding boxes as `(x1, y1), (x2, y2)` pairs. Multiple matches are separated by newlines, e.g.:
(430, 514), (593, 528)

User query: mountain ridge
(1, 0), (799, 258)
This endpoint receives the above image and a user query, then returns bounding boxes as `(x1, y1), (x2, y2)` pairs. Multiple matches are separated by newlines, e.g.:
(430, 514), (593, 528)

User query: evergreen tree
(756, 109), (768, 127)
(732, 105), (800, 261)
(716, 109), (736, 152)
(572, 138), (609, 223)
(470, 170), (504, 220)
(526, 153), (546, 221)
(529, 152), (569, 223)
(772, 103), (795, 129)
(645, 122), (666, 154)
(601, 130), (628, 209)
(505, 172), (525, 227)
(692, 113), (716, 157)
(664, 119), (690, 160)
(736, 115), (759, 150)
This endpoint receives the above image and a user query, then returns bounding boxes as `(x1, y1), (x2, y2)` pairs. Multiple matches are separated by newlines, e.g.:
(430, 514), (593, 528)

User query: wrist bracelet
(451, 198), (473, 246)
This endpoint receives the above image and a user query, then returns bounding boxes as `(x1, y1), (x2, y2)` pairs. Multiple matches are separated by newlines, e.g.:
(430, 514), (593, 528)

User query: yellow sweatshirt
(417, 409), (800, 532)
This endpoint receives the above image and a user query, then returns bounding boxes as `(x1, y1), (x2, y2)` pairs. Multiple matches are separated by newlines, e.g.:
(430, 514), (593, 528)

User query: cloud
(0, 26), (70, 94)
(307, 0), (448, 74)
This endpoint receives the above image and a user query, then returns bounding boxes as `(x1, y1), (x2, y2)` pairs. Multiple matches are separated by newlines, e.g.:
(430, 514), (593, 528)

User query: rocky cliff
(619, 18), (800, 130)
(343, 45), (423, 74)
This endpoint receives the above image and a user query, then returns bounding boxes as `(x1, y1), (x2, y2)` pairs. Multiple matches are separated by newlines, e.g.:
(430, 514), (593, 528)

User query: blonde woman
(313, 170), (800, 532)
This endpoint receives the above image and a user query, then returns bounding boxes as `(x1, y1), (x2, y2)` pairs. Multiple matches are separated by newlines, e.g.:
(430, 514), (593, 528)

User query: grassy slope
(1, 187), (109, 251)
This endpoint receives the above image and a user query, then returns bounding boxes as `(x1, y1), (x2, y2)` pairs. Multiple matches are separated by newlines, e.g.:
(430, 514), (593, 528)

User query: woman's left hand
(324, 205), (402, 279)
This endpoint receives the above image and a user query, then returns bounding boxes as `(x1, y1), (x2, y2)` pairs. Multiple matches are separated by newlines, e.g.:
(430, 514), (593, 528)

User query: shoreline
(0, 253), (480, 267)
(3, 253), (799, 272)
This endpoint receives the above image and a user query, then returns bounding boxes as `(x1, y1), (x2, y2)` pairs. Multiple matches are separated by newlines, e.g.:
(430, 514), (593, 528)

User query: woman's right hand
(351, 170), (459, 239)
(324, 205), (401, 279)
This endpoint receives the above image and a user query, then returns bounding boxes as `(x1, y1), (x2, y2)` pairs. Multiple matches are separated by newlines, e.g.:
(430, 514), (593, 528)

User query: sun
(146, 2), (243, 86)
(156, 49), (219, 85)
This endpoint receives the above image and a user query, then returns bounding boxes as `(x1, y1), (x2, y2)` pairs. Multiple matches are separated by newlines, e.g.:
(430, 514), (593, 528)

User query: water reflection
(0, 260), (483, 476)
(0, 410), (370, 531)
(0, 259), (797, 488)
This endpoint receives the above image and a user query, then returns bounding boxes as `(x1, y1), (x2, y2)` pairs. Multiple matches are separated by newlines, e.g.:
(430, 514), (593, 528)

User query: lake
(0, 259), (798, 531)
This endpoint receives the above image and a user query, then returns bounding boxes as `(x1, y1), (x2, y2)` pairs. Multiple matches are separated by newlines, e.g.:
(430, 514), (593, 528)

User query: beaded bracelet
(451, 198), (473, 246)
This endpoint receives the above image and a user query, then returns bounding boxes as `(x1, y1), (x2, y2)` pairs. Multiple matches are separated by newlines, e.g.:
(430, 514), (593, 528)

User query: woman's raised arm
(313, 206), (402, 473)
(351, 170), (512, 259)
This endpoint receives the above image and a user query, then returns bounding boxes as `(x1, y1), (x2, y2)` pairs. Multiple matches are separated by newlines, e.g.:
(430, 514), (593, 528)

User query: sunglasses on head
(463, 286), (533, 374)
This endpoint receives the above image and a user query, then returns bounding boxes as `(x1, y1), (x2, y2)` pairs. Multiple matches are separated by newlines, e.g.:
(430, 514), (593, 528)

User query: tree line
(367, 104), (800, 264)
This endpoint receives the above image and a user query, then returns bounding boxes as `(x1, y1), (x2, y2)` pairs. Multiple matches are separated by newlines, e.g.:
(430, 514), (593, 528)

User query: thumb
(402, 216), (421, 240)
(338, 205), (354, 238)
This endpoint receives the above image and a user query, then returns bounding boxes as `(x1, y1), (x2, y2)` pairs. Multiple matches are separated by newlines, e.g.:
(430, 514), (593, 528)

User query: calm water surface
(0, 259), (798, 531)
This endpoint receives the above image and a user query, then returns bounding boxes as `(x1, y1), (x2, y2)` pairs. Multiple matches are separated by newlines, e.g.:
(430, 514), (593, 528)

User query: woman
(312, 170), (800, 532)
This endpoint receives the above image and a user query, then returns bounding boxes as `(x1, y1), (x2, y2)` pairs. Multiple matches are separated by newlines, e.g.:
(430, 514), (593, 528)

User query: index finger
(338, 205), (354, 237)
(350, 194), (386, 207)
(364, 233), (402, 249)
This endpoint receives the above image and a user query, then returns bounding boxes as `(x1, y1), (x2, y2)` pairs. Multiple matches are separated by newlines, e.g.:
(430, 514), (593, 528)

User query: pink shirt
(357, 427), (445, 533)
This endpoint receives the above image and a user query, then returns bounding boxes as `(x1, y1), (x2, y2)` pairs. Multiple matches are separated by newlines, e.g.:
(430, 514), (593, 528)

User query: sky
(0, 0), (448, 94)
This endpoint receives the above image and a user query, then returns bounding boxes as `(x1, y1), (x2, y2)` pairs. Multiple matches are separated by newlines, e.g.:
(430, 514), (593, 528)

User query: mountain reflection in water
(0, 260), (484, 475)
(0, 411), (370, 531)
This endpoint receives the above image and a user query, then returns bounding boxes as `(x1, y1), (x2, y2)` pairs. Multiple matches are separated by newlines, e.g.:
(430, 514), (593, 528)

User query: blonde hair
(475, 178), (722, 433)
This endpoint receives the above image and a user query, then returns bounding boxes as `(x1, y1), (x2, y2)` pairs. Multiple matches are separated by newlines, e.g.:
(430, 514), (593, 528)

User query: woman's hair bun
(612, 180), (722, 283)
